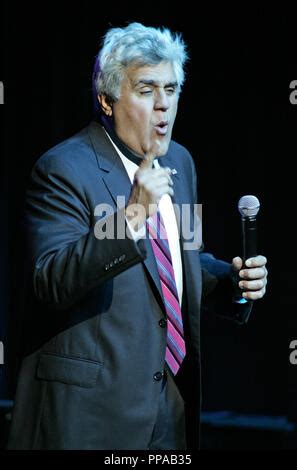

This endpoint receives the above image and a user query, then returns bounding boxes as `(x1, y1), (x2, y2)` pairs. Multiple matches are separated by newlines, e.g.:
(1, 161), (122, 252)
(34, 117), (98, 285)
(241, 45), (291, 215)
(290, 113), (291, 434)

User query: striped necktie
(146, 210), (186, 375)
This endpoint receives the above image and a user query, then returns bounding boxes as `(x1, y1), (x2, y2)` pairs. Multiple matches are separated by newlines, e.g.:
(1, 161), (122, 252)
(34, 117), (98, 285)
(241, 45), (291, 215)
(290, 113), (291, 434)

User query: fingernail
(246, 259), (251, 267)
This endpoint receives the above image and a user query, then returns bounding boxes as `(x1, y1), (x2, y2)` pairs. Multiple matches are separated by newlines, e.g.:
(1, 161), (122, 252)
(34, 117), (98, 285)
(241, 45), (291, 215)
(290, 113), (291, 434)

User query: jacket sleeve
(25, 154), (146, 310)
(200, 253), (253, 324)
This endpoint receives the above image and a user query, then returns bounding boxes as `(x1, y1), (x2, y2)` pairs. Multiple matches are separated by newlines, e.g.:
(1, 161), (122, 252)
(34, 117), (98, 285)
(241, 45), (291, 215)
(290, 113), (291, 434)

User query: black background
(0, 1), (295, 445)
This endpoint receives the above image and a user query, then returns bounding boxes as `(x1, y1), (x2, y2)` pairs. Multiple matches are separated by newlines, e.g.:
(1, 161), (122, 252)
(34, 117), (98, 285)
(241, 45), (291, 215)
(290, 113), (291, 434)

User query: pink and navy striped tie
(146, 210), (186, 375)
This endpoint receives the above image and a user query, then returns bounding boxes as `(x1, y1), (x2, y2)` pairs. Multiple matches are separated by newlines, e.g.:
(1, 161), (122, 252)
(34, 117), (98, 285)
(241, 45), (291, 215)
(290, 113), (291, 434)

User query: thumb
(232, 256), (243, 272)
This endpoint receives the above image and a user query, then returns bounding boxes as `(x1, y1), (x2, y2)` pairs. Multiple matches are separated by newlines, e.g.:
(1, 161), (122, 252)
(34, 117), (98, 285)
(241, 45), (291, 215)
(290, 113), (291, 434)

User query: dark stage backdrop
(0, 2), (293, 439)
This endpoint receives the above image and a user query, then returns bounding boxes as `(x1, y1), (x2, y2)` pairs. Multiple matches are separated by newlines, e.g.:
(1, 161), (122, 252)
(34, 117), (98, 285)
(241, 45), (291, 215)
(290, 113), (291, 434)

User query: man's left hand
(232, 255), (268, 300)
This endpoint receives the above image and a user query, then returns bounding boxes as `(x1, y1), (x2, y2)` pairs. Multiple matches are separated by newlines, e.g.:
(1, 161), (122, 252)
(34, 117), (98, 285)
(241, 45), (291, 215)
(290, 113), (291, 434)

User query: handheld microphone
(233, 195), (260, 305)
(238, 195), (260, 264)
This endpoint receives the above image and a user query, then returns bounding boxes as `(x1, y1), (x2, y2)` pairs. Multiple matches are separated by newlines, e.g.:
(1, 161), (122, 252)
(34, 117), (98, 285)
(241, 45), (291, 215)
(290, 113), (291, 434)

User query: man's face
(112, 61), (179, 157)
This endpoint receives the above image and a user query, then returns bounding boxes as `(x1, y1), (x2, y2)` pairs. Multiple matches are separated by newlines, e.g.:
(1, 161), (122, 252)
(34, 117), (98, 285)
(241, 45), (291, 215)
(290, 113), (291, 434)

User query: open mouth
(154, 121), (168, 136)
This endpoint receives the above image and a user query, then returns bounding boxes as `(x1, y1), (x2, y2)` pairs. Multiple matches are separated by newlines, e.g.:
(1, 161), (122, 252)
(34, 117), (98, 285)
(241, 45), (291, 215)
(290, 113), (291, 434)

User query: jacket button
(159, 318), (167, 328)
(104, 264), (110, 271)
(153, 371), (163, 382)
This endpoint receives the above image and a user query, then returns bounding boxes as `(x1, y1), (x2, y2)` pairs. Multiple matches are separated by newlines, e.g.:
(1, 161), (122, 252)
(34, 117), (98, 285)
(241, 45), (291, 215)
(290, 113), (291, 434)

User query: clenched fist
(125, 143), (173, 230)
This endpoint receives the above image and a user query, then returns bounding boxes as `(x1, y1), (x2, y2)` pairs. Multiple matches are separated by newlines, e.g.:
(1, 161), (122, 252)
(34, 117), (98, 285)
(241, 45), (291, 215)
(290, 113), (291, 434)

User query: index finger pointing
(139, 141), (161, 170)
(140, 149), (155, 170)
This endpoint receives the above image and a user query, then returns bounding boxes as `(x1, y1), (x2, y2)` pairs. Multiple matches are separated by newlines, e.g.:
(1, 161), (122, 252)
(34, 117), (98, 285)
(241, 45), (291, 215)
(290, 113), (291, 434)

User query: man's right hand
(125, 144), (174, 231)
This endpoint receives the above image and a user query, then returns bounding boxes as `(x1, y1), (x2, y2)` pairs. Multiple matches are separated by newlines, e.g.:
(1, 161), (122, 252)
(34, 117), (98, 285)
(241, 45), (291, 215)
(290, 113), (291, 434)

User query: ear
(98, 95), (113, 117)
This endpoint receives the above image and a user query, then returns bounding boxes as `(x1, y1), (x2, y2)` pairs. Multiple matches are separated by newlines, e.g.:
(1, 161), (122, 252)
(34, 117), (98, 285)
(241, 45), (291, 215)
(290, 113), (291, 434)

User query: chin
(143, 136), (170, 157)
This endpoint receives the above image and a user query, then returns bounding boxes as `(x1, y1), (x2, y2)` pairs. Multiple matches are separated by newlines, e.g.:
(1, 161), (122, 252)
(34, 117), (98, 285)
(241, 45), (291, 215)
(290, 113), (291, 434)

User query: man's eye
(166, 88), (175, 95)
(140, 89), (152, 95)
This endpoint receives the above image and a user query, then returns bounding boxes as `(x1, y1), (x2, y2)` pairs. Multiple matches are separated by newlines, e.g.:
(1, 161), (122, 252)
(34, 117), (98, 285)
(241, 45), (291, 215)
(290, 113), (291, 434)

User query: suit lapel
(157, 152), (184, 248)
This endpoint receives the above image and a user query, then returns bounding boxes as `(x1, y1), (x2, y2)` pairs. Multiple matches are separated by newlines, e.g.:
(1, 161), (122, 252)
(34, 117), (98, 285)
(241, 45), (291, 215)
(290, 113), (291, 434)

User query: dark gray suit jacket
(8, 121), (251, 449)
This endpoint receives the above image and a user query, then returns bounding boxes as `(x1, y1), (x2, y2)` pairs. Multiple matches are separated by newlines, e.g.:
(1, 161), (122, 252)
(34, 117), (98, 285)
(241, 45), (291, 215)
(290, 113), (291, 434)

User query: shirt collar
(102, 118), (145, 167)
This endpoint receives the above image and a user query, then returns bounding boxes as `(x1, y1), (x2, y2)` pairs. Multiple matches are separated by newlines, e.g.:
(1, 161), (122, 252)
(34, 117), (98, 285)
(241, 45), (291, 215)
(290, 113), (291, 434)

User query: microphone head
(238, 195), (260, 217)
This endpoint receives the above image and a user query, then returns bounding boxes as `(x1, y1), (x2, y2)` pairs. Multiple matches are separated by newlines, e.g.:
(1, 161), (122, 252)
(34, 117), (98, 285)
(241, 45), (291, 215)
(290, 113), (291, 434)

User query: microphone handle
(233, 216), (258, 304)
(242, 216), (257, 264)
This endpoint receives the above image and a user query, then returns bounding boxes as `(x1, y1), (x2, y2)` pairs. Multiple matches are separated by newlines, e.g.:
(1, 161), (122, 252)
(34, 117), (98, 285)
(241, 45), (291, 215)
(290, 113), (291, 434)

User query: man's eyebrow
(134, 79), (178, 88)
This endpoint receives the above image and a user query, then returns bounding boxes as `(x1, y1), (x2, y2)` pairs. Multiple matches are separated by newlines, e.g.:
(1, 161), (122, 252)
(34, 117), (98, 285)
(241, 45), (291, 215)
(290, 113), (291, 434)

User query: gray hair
(94, 22), (188, 103)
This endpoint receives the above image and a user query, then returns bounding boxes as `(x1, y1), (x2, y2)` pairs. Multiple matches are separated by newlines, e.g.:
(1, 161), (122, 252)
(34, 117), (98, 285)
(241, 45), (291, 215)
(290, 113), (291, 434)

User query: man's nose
(154, 90), (170, 111)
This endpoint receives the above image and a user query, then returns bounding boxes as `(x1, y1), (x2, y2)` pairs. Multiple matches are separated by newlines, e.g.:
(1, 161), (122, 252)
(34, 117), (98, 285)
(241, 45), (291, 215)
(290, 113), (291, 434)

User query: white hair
(94, 22), (188, 102)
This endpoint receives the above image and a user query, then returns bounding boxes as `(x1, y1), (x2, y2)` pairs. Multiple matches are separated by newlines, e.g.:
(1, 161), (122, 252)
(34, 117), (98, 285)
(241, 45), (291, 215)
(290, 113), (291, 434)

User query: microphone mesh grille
(238, 195), (260, 217)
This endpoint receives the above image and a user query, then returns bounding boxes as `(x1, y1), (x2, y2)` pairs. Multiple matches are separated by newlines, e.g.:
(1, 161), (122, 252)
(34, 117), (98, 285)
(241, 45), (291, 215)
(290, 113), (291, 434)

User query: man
(8, 22), (267, 450)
